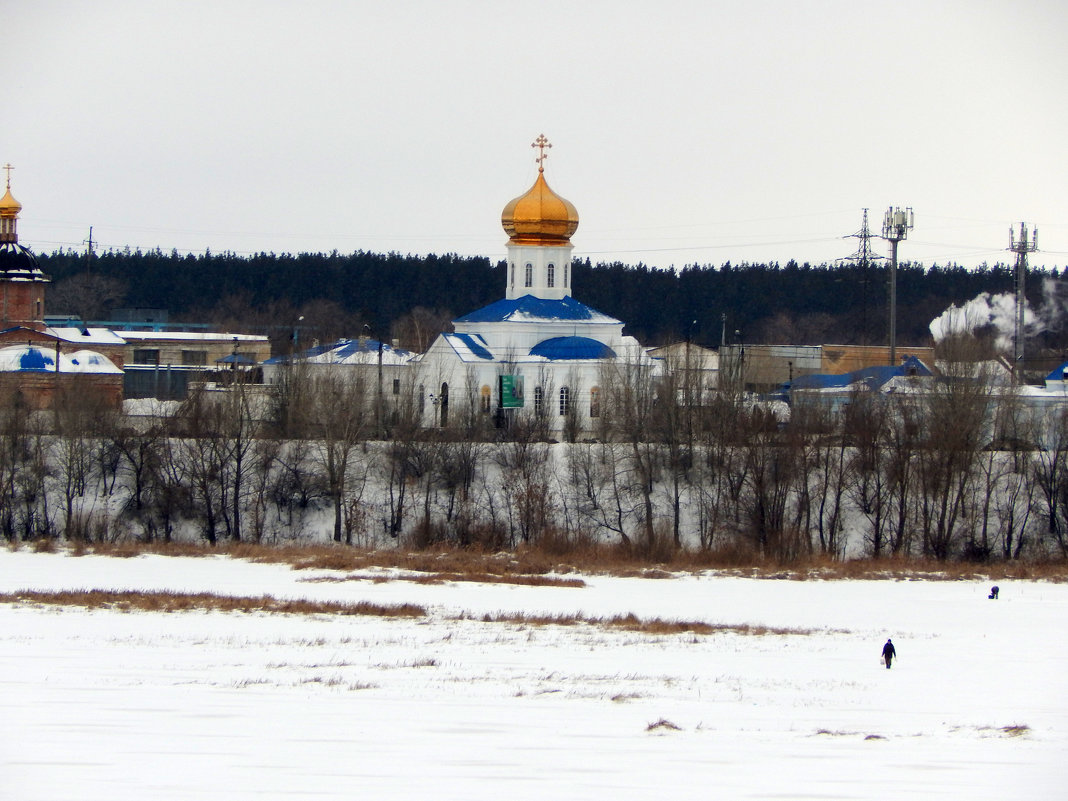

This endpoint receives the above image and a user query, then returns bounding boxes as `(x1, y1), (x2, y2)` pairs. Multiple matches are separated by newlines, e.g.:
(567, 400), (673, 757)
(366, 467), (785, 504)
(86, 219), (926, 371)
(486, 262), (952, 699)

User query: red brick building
(0, 169), (124, 409)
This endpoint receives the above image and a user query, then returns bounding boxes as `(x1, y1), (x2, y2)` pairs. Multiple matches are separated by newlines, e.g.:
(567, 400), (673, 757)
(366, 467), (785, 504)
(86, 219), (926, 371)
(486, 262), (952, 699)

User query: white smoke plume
(929, 279), (1068, 353)
(929, 292), (1031, 351)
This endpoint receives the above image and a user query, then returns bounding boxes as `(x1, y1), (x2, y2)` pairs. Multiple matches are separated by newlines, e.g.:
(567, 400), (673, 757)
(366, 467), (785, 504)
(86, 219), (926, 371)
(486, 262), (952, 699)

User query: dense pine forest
(36, 248), (1063, 354)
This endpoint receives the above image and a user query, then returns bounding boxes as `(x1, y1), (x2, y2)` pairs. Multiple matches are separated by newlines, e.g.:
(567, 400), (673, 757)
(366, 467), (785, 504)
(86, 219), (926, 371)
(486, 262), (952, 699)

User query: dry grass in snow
(0, 590), (425, 618)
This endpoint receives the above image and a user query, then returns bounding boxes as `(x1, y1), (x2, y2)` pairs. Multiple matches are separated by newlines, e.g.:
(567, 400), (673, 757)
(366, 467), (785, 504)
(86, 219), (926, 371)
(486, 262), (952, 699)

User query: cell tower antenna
(882, 206), (914, 366)
(1009, 222), (1038, 382)
(838, 208), (885, 344)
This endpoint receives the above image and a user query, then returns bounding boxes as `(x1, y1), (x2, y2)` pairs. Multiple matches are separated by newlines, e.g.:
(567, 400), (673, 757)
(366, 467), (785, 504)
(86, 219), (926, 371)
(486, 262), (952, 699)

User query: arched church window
(419, 384), (425, 415)
(440, 382), (449, 427)
(559, 386), (571, 416)
(589, 386), (601, 418)
(534, 386), (544, 417)
(525, 263), (533, 287)
(510, 262), (515, 288)
(547, 263), (555, 288)
(564, 263), (569, 287)
(480, 385), (491, 414)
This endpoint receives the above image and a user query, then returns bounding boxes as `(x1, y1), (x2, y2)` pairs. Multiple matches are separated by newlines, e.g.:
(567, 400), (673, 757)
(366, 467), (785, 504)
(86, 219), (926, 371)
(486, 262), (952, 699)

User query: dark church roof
(0, 241), (47, 280)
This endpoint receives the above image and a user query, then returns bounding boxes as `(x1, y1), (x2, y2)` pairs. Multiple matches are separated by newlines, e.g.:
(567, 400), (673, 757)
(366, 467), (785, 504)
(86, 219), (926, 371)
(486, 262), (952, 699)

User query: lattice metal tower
(1009, 222), (1038, 380)
(839, 209), (884, 344)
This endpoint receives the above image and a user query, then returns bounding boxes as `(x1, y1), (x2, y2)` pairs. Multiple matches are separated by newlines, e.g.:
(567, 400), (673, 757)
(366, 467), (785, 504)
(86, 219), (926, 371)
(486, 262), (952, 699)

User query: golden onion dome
(0, 185), (21, 217)
(501, 137), (578, 245)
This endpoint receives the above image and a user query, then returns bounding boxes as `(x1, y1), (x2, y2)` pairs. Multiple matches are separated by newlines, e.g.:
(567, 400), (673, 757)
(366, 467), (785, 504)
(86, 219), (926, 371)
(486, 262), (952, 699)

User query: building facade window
(564, 263), (569, 287)
(393, 378), (401, 395)
(589, 386), (601, 418)
(480, 384), (491, 413)
(181, 350), (207, 366)
(510, 262), (515, 288)
(533, 385), (544, 416)
(418, 384), (425, 415)
(559, 386), (570, 416)
(133, 349), (160, 366)
(525, 263), (533, 287)
(547, 263), (555, 287)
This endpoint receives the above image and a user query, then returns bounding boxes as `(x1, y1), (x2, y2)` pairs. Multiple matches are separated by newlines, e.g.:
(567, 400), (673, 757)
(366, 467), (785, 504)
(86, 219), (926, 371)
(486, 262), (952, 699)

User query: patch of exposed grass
(646, 718), (681, 732)
(306, 571), (585, 589)
(1000, 724), (1030, 737)
(26, 541), (1068, 583)
(470, 610), (831, 637)
(0, 589), (425, 618)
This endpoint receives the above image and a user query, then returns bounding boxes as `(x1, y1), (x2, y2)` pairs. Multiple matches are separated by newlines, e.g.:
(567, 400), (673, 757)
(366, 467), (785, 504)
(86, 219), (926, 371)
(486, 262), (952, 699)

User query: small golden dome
(0, 186), (21, 217)
(501, 136), (578, 246)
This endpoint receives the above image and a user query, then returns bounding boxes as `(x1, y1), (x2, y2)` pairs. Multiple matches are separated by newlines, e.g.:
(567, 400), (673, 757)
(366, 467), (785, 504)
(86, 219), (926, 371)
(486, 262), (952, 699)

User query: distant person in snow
(989, 585), (999, 599)
(882, 638), (896, 669)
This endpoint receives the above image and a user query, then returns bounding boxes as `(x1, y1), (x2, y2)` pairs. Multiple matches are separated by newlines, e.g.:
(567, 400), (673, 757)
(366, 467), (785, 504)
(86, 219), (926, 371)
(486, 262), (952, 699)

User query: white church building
(419, 136), (659, 434)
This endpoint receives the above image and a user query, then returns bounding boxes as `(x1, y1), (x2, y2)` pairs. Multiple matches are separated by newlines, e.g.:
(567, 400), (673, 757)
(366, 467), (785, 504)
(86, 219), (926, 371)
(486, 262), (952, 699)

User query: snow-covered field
(1, 550), (1065, 800)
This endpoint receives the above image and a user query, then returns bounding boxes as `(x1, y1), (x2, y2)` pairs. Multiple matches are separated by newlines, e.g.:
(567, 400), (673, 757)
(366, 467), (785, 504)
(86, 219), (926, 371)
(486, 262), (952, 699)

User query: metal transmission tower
(838, 209), (884, 344)
(1009, 222), (1038, 380)
(882, 207), (914, 366)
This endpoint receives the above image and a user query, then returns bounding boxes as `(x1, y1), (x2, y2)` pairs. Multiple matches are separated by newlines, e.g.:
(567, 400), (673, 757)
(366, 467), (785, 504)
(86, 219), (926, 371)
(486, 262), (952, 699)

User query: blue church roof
(449, 333), (494, 360)
(529, 336), (616, 361)
(455, 295), (619, 324)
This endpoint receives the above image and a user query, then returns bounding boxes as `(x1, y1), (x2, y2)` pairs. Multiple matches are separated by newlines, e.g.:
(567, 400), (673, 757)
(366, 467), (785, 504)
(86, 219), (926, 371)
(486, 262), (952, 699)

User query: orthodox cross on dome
(531, 134), (551, 172)
(2, 163), (12, 189)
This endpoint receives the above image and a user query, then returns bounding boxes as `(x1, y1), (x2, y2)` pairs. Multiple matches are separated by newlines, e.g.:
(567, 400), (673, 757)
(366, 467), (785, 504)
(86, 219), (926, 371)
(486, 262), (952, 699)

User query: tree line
(37, 248), (1060, 353)
(5, 344), (1068, 564)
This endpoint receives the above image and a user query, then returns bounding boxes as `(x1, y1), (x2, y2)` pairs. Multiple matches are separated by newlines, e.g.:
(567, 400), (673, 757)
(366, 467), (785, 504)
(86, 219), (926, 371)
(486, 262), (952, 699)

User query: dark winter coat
(882, 640), (896, 659)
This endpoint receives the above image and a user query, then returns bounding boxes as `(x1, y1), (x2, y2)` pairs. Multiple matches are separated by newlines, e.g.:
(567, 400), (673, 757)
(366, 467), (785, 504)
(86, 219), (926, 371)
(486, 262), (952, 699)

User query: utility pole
(882, 207), (914, 366)
(838, 209), (884, 344)
(1009, 222), (1038, 382)
(84, 226), (94, 276)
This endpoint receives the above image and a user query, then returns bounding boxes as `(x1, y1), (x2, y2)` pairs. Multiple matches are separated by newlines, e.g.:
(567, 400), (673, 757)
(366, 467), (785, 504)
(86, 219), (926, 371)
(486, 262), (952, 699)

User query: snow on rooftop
(0, 344), (121, 374)
(443, 332), (495, 362)
(455, 295), (620, 325)
(47, 326), (128, 346)
(118, 331), (268, 343)
(308, 339), (415, 366)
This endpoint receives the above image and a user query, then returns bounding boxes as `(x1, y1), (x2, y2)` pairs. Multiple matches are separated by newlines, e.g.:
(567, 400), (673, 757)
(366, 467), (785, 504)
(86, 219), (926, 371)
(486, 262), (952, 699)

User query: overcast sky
(4, 0), (1066, 272)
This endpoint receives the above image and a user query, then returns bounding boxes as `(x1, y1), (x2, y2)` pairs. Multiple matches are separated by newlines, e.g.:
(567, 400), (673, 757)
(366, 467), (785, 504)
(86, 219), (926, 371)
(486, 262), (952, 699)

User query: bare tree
(306, 370), (372, 543)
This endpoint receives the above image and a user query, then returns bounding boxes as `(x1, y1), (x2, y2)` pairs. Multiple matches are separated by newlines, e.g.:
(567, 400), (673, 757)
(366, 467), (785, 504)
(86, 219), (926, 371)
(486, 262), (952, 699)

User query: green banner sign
(499, 375), (524, 408)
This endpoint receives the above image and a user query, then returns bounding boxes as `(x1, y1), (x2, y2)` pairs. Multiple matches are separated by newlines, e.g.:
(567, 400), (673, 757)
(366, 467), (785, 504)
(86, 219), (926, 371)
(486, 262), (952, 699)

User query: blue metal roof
(1046, 361), (1068, 382)
(19, 348), (54, 371)
(791, 355), (931, 392)
(529, 336), (616, 361)
(216, 353), (258, 364)
(455, 295), (618, 324)
(450, 333), (494, 360)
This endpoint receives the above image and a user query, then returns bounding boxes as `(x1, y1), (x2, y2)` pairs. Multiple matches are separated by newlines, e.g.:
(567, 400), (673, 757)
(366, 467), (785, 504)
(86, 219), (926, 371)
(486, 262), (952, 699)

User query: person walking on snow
(882, 638), (896, 669)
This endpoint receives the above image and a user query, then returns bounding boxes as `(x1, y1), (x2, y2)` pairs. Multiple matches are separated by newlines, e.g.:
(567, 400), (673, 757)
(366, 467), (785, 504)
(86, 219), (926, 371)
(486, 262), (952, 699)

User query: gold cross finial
(2, 163), (12, 190)
(531, 134), (551, 172)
